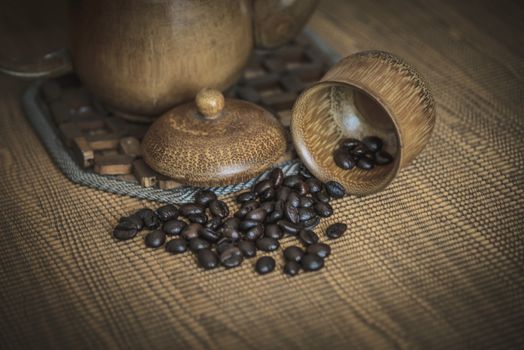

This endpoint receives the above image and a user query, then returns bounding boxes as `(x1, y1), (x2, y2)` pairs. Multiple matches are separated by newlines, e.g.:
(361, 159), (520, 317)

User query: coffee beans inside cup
(112, 166), (348, 276)
(334, 136), (393, 171)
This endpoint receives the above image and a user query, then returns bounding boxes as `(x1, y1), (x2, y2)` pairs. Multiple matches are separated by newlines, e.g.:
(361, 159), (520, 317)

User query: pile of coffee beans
(113, 166), (348, 276)
(334, 136), (393, 171)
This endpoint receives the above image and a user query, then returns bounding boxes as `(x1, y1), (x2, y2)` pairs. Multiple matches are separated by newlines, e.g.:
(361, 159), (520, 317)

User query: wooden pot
(291, 51), (436, 196)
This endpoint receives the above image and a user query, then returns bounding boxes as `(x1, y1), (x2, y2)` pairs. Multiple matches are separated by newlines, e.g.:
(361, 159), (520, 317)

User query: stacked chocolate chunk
(334, 136), (393, 171)
(113, 166), (348, 276)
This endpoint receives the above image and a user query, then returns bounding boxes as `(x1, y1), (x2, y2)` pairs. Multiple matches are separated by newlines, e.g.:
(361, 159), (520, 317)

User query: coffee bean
(299, 164), (313, 179)
(375, 150), (393, 165)
(222, 217), (240, 230)
(298, 229), (319, 246)
(199, 227), (221, 242)
(307, 243), (331, 258)
(119, 215), (143, 231)
(256, 237), (279, 252)
(287, 191), (301, 208)
(197, 249), (219, 269)
(194, 190), (217, 207)
(220, 246), (243, 268)
(136, 208), (155, 220)
(314, 191), (330, 204)
(277, 220), (301, 235)
(302, 216), (320, 229)
(285, 202), (300, 224)
(245, 208), (267, 222)
(334, 149), (356, 170)
(326, 223), (347, 239)
(216, 238), (234, 255)
(189, 237), (210, 252)
(155, 204), (178, 222)
(362, 136), (383, 152)
(239, 219), (260, 231)
(205, 216), (222, 230)
(294, 181), (308, 195)
(299, 196), (315, 208)
(145, 230), (166, 248)
(283, 175), (301, 188)
(163, 220), (187, 236)
(270, 167), (284, 187)
(237, 200), (260, 217)
(238, 240), (256, 258)
(113, 225), (138, 241)
(325, 181), (346, 199)
(276, 186), (291, 201)
(259, 187), (276, 201)
(209, 200), (229, 218)
(301, 254), (324, 271)
(338, 138), (361, 150)
(141, 210), (160, 229)
(264, 224), (284, 240)
(351, 144), (370, 157)
(188, 213), (208, 224)
(179, 203), (205, 217)
(357, 156), (375, 170)
(254, 179), (272, 195)
(255, 256), (275, 275)
(221, 227), (241, 242)
(237, 191), (256, 203)
(298, 208), (316, 222)
(181, 223), (202, 240)
(284, 261), (300, 276)
(244, 224), (264, 241)
(165, 238), (187, 254)
(283, 246), (304, 263)
(314, 202), (333, 217)
(305, 178), (322, 193)
(259, 201), (275, 214)
(265, 210), (283, 224)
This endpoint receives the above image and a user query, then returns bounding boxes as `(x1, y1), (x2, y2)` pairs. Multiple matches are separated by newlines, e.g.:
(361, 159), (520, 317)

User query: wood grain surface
(1, 0), (524, 349)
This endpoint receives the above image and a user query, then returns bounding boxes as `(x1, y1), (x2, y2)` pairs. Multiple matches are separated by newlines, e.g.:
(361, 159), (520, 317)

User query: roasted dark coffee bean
(181, 223), (202, 240)
(222, 217), (240, 230)
(325, 181), (346, 199)
(209, 200), (229, 218)
(314, 191), (330, 204)
(299, 164), (313, 179)
(362, 136), (383, 152)
(265, 210), (283, 224)
(136, 208), (155, 220)
(142, 210), (160, 229)
(113, 226), (138, 241)
(298, 229), (319, 246)
(259, 187), (276, 201)
(236, 200), (260, 218)
(298, 208), (316, 222)
(277, 220), (301, 235)
(119, 215), (143, 230)
(199, 227), (221, 242)
(244, 224), (264, 241)
(352, 144), (370, 157)
(216, 238), (234, 255)
(260, 201), (275, 214)
(220, 246), (243, 268)
(338, 138), (361, 150)
(145, 230), (166, 248)
(276, 186), (291, 201)
(284, 261), (300, 276)
(264, 224), (284, 240)
(237, 191), (256, 203)
(197, 249), (219, 270)
(302, 216), (320, 229)
(299, 196), (315, 208)
(283, 175), (301, 188)
(287, 191), (301, 208)
(239, 219), (259, 231)
(357, 156), (375, 170)
(245, 208), (267, 222)
(283, 246), (304, 263)
(305, 178), (322, 194)
(269, 167), (284, 187)
(188, 213), (208, 224)
(326, 223), (347, 239)
(165, 238), (187, 254)
(315, 202), (333, 217)
(206, 216), (222, 230)
(285, 203), (300, 224)
(375, 150), (393, 165)
(334, 149), (356, 170)
(256, 237), (279, 252)
(294, 181), (308, 195)
(255, 256), (275, 274)
(163, 219), (187, 236)
(301, 254), (324, 271)
(194, 190), (217, 207)
(155, 204), (178, 222)
(179, 203), (205, 217)
(254, 179), (272, 195)
(189, 238), (210, 252)
(238, 240), (256, 258)
(221, 227), (241, 242)
(307, 243), (331, 258)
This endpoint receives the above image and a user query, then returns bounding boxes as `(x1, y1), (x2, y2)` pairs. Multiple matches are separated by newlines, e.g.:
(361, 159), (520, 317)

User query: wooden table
(1, 1), (523, 349)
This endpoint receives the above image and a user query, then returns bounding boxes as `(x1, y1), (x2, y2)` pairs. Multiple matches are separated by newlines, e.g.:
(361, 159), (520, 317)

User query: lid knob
(195, 88), (225, 119)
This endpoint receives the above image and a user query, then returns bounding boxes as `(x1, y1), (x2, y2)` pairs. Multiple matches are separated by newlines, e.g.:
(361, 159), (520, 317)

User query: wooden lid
(142, 88), (286, 186)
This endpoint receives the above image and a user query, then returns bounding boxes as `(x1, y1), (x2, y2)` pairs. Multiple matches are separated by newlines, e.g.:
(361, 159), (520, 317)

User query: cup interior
(292, 81), (401, 195)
